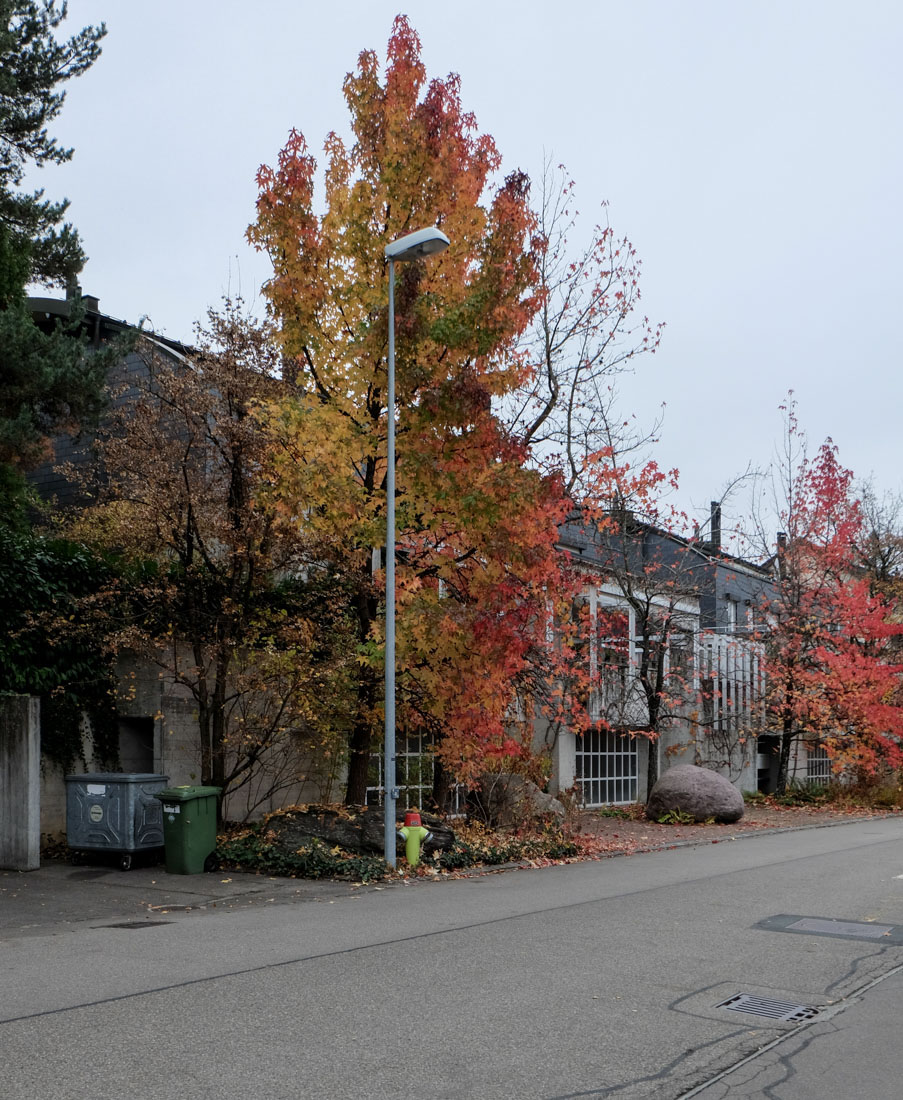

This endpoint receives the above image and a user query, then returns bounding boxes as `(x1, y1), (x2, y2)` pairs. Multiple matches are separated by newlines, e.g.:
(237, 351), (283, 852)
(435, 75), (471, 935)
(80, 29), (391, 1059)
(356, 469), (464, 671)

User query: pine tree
(0, 1), (107, 521)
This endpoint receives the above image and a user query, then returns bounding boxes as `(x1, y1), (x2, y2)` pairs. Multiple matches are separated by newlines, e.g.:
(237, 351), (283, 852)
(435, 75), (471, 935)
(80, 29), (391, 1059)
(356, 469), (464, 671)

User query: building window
(367, 731), (465, 814)
(596, 605), (630, 713)
(668, 628), (695, 686)
(576, 728), (638, 806)
(806, 744), (832, 785)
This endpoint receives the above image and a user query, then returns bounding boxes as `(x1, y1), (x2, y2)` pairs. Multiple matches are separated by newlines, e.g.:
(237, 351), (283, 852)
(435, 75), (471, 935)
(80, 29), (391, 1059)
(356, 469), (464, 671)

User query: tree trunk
(345, 709), (374, 806)
(776, 719), (794, 795)
(645, 678), (661, 796)
(431, 755), (452, 814)
(345, 583), (379, 805)
(646, 733), (659, 796)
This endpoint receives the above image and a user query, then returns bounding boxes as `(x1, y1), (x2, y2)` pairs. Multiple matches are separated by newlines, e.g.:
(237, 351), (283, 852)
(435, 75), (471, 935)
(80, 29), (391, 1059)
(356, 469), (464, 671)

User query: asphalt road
(3, 818), (903, 1099)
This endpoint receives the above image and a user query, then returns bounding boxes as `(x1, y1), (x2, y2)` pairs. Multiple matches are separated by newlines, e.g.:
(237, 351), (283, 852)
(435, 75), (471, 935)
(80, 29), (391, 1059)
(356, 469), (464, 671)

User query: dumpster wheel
(119, 853), (132, 871)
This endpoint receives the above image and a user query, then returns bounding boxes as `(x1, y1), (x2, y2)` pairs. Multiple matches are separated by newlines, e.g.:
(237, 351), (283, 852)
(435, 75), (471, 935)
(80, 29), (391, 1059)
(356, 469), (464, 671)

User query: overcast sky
(34, 1), (903, 535)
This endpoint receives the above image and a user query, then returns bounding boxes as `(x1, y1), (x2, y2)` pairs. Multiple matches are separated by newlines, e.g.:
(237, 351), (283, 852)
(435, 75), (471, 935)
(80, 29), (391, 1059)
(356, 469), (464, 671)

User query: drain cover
(101, 920), (173, 930)
(787, 917), (893, 939)
(716, 993), (820, 1022)
(755, 913), (903, 944)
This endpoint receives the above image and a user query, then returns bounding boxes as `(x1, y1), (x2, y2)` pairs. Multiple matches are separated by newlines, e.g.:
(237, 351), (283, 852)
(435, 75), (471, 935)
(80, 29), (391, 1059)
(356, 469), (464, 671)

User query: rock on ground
(474, 773), (566, 827)
(646, 764), (745, 824)
(263, 805), (455, 856)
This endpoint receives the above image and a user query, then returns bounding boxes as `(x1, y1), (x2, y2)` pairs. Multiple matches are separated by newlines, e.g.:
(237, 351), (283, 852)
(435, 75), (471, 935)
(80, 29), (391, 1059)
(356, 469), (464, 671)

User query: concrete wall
(0, 696), (41, 870)
(37, 654), (346, 834)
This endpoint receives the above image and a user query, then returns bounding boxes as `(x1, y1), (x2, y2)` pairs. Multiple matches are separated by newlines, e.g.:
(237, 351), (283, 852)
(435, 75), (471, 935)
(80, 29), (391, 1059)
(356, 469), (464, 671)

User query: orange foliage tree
(249, 17), (588, 805)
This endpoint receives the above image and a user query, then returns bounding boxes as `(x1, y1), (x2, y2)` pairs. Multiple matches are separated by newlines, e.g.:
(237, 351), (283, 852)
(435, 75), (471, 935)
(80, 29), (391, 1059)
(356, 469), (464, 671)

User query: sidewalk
(3, 809), (896, 941)
(0, 856), (363, 940)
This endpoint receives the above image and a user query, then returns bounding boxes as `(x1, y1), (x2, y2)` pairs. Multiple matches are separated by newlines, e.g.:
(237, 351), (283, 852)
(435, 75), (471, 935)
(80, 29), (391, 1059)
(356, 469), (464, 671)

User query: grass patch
(772, 779), (833, 806)
(592, 803), (644, 820)
(655, 808), (697, 825)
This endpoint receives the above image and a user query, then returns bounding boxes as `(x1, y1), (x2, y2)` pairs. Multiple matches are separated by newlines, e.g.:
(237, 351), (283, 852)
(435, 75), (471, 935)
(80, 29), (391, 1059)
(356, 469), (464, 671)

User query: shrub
(434, 823), (577, 870)
(215, 819), (578, 880)
(774, 779), (832, 806)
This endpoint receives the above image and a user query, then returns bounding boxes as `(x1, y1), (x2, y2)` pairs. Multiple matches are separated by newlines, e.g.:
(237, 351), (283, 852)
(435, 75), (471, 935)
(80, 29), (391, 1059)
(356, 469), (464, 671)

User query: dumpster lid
(155, 785), (222, 801)
(66, 773), (169, 783)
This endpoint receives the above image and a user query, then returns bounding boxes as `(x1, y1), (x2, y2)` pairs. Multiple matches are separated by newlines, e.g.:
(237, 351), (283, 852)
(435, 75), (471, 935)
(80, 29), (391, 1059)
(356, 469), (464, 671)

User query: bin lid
(155, 785), (222, 801)
(65, 773), (169, 783)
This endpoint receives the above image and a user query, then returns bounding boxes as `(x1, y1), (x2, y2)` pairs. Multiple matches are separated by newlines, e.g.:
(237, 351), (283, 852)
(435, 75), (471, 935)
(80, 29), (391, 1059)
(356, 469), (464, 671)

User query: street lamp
(383, 225), (450, 868)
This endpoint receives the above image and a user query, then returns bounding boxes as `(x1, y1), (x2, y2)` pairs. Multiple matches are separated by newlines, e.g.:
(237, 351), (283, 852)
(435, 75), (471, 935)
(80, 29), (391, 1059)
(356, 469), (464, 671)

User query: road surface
(3, 817), (903, 1098)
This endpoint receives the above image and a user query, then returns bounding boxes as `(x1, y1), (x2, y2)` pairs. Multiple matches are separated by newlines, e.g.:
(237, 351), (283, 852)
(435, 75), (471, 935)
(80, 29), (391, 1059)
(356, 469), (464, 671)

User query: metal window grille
(806, 744), (832, 784)
(697, 631), (765, 736)
(366, 731), (466, 814)
(593, 604), (631, 719)
(576, 728), (638, 806)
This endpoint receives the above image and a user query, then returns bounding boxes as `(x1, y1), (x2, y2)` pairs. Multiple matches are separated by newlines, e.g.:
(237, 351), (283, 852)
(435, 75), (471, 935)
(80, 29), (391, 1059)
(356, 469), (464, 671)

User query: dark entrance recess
(117, 716), (155, 773)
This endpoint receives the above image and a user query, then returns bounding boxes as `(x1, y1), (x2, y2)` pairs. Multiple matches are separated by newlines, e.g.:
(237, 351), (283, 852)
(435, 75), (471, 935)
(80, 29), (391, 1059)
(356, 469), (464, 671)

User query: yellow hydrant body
(398, 809), (431, 868)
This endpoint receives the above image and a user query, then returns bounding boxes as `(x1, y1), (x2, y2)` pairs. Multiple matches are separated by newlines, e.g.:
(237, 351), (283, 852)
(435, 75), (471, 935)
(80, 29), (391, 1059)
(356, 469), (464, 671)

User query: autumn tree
(71, 305), (355, 814)
(758, 408), (903, 792)
(249, 17), (584, 805)
(506, 160), (663, 498)
(0, 2), (109, 519)
(854, 483), (903, 622)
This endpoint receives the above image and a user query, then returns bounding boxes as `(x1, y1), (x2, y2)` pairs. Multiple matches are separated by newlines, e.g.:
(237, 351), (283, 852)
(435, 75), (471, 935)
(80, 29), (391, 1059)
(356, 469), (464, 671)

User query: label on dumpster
(163, 804), (180, 814)
(86, 784), (106, 795)
(88, 804), (104, 823)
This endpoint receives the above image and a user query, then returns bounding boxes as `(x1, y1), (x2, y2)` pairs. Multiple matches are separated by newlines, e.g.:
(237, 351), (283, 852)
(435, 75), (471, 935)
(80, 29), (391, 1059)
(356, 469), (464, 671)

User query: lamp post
(382, 226), (450, 868)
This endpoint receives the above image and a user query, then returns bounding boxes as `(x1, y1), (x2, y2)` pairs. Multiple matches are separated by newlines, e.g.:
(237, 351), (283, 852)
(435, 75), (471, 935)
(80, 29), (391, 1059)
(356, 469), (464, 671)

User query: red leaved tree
(762, 410), (903, 792)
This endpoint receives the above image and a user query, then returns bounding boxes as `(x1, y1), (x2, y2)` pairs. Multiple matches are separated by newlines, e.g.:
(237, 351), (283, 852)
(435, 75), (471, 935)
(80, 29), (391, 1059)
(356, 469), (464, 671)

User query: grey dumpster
(65, 773), (169, 870)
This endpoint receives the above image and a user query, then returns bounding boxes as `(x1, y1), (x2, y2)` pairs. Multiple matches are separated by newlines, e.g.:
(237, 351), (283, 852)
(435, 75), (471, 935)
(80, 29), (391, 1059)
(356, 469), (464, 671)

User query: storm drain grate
(716, 994), (820, 1022)
(101, 920), (174, 930)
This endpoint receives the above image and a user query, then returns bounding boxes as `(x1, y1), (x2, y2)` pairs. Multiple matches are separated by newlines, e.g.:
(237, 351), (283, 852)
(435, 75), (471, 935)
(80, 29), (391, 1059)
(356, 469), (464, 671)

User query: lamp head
(384, 226), (450, 262)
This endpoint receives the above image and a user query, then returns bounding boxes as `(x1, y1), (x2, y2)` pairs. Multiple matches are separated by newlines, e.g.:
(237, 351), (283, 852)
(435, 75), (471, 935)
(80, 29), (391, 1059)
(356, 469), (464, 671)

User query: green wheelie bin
(154, 786), (221, 874)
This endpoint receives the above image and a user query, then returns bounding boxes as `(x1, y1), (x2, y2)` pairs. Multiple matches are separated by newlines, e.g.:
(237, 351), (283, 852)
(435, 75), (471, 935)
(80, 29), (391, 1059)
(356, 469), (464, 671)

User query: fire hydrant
(398, 809), (432, 868)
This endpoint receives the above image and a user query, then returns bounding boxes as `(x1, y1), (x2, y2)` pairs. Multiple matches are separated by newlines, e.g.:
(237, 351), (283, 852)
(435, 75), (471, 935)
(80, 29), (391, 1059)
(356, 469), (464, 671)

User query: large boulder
(474, 773), (566, 827)
(646, 764), (744, 824)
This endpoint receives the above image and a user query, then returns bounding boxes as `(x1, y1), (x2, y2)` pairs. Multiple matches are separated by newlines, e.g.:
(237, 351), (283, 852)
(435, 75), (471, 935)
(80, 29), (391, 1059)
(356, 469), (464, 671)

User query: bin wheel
(119, 853), (132, 872)
(203, 853), (217, 873)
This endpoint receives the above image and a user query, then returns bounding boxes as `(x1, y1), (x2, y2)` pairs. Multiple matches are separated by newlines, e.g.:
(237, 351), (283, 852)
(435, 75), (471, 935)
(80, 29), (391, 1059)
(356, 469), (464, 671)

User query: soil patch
(570, 802), (901, 858)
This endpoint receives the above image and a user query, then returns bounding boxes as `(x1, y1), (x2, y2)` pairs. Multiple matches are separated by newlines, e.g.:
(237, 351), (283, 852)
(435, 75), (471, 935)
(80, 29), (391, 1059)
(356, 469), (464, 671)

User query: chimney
(710, 502), (722, 551)
(776, 532), (787, 579)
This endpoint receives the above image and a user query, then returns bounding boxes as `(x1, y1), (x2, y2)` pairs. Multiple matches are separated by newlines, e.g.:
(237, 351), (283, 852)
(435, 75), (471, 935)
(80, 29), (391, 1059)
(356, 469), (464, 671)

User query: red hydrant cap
(404, 810), (422, 827)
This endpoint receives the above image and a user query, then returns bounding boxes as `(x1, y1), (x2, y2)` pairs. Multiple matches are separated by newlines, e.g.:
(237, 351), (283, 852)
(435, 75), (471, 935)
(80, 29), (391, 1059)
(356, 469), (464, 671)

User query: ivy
(0, 528), (120, 769)
(213, 820), (578, 882)
(215, 827), (387, 883)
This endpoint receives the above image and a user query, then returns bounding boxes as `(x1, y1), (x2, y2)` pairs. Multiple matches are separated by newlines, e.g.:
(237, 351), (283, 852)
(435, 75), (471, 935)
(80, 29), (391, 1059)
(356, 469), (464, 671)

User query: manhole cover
(787, 917), (893, 939)
(755, 913), (903, 944)
(716, 993), (820, 1022)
